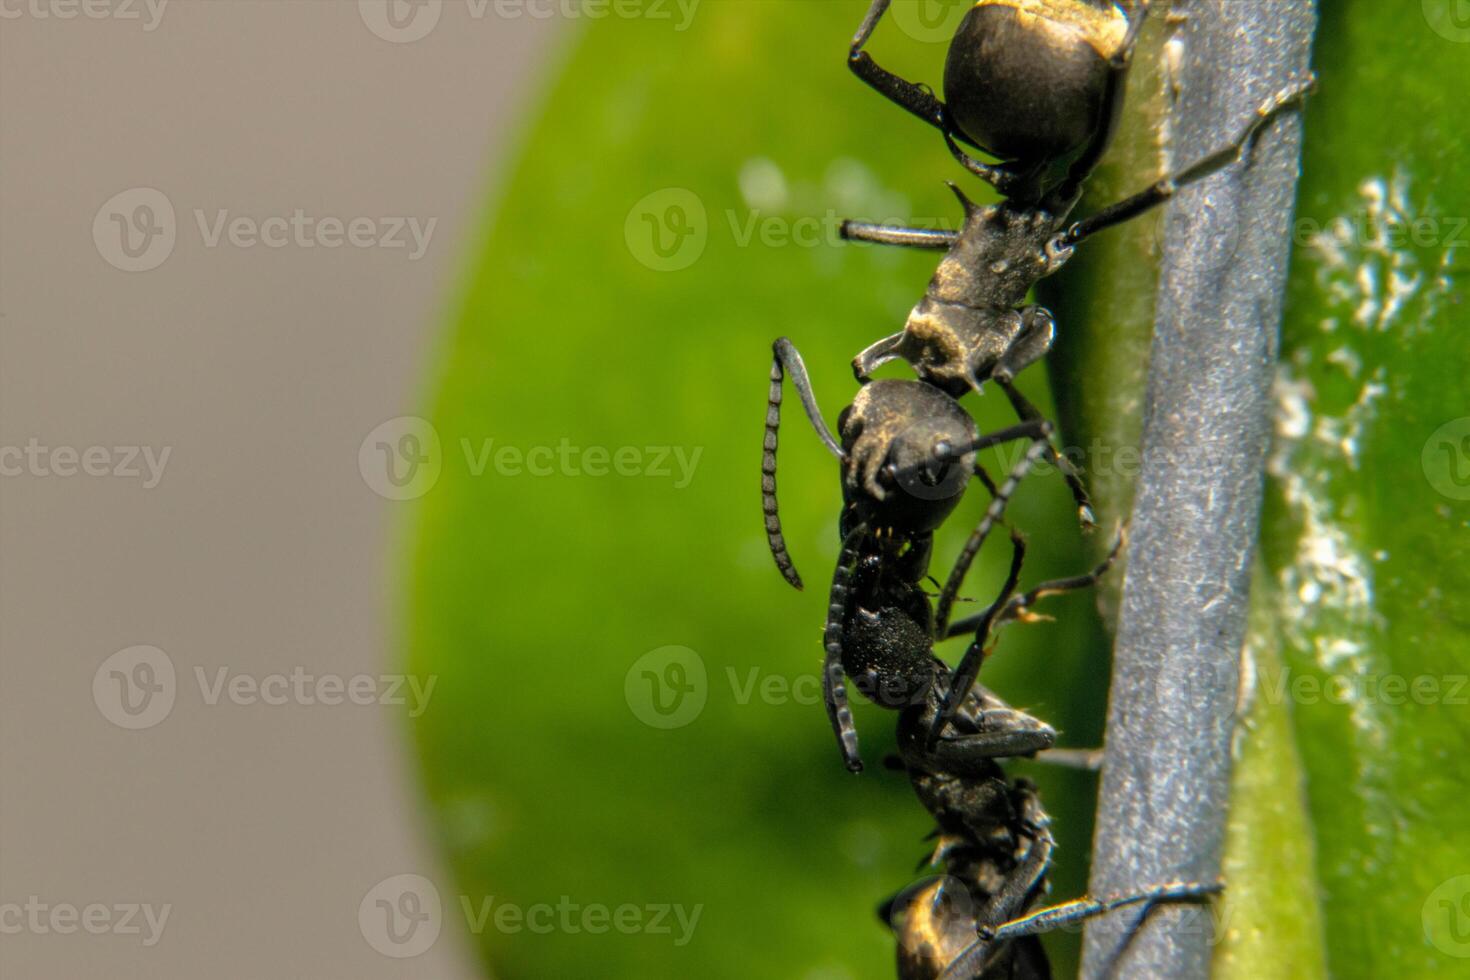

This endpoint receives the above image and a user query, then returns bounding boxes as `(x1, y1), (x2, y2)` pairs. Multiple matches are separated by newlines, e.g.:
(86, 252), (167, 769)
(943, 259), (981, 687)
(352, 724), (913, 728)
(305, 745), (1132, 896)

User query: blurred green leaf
(406, 4), (1112, 978)
(409, 2), (1470, 978)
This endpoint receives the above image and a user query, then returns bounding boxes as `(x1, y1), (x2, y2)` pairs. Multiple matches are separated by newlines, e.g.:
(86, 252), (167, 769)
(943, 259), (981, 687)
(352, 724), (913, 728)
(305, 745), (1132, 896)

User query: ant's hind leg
(1061, 74), (1317, 246)
(983, 878), (1224, 946)
(1051, 0), (1153, 200)
(937, 791), (1056, 980)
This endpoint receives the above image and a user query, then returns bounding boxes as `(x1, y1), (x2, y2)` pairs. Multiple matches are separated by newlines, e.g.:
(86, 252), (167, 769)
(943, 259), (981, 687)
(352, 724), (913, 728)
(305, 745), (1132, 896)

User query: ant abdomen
(944, 0), (1127, 168)
(842, 605), (935, 710)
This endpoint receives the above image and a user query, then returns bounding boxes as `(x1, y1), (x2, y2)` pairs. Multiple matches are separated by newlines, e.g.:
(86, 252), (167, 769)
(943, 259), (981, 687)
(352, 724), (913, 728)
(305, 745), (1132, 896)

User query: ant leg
(993, 334), (1099, 537)
(992, 306), (1056, 384)
(942, 527), (1125, 639)
(972, 460), (998, 497)
(1060, 75), (1317, 246)
(924, 717), (1056, 777)
(1032, 747), (1105, 771)
(840, 221), (958, 250)
(942, 127), (1025, 198)
(823, 524), (869, 774)
(938, 787), (1057, 980)
(764, 338), (845, 589)
(930, 530), (1032, 747)
(853, 331), (905, 381)
(1050, 0), (1153, 202)
(982, 878), (1224, 945)
(999, 527), (1125, 626)
(848, 0), (949, 133)
(933, 433), (1049, 634)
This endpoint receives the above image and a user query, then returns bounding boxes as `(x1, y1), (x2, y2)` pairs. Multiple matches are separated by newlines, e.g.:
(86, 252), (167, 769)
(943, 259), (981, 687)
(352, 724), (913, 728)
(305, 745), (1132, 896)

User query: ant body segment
(763, 337), (1055, 771)
(844, 532), (1218, 979)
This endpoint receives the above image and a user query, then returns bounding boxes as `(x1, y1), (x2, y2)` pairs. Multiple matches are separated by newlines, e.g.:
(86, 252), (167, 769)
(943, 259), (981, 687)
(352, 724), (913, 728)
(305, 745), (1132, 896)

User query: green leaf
(1047, 2), (1470, 977)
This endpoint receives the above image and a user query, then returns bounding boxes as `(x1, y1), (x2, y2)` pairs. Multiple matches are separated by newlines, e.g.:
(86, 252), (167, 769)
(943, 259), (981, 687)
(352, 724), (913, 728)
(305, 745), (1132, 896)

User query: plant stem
(1078, 2), (1317, 977)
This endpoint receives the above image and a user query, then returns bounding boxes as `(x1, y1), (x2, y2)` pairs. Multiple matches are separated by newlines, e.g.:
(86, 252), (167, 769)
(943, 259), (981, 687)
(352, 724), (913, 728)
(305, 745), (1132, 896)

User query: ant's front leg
(849, 0), (949, 132)
(852, 331), (905, 381)
(991, 308), (1095, 531)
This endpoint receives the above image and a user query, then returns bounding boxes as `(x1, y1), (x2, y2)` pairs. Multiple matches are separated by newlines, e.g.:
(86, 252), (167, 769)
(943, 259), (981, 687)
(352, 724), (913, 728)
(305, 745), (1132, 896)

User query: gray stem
(1079, 2), (1316, 978)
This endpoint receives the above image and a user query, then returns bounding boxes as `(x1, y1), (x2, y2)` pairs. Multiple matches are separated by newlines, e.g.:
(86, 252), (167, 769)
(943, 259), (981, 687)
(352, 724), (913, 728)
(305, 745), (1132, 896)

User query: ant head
(942, 0), (1129, 184)
(843, 604), (936, 711)
(882, 415), (975, 513)
(842, 380), (980, 534)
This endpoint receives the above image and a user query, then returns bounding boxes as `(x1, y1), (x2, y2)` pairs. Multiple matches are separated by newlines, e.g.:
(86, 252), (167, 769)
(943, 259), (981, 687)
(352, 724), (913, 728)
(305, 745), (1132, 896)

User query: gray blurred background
(0, 3), (563, 976)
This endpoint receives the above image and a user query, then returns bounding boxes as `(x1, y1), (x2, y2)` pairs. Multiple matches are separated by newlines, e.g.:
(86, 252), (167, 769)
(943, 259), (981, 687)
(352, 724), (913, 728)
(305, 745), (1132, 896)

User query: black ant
(843, 0), (1311, 500)
(850, 532), (1219, 979)
(763, 337), (1055, 771)
(841, 0), (1314, 739)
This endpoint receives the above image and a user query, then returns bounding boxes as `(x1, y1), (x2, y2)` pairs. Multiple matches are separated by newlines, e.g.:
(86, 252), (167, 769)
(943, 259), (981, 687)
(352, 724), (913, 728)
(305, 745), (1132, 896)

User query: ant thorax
(934, 202), (1072, 310)
(888, 202), (1072, 393)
